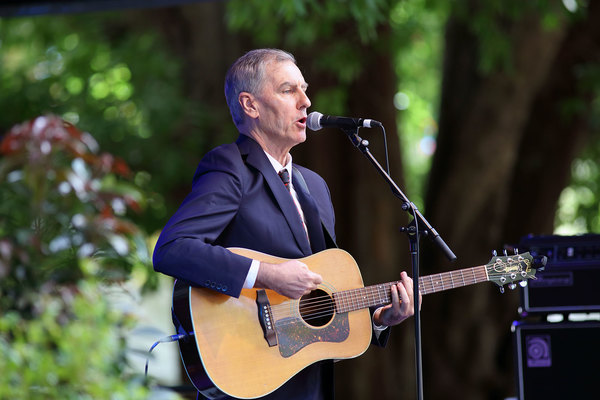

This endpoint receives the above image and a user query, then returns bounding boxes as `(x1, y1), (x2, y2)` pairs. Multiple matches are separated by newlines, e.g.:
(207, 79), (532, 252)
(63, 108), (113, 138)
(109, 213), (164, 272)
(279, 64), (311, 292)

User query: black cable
(144, 332), (194, 378)
(380, 125), (390, 177)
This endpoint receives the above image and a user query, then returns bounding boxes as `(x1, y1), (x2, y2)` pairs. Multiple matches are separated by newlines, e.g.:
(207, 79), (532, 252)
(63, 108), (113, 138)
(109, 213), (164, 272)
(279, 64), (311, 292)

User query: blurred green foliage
(0, 13), (197, 232)
(555, 40), (600, 233)
(0, 115), (154, 397)
(452, 0), (582, 74)
(0, 282), (148, 399)
(0, 115), (154, 314)
(389, 0), (446, 209)
(556, 125), (600, 234)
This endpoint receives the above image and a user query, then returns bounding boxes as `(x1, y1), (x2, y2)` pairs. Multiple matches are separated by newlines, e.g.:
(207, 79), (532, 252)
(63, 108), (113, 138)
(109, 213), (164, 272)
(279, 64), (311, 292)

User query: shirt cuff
(243, 259), (260, 289)
(372, 307), (389, 338)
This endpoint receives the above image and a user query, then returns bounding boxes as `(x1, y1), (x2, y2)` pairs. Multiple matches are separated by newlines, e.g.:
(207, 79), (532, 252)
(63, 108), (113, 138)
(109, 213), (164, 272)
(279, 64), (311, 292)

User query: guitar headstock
(486, 250), (547, 293)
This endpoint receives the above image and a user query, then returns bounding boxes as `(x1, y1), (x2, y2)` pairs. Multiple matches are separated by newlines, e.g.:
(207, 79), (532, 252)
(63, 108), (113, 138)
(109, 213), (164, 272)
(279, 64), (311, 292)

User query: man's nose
(299, 90), (311, 109)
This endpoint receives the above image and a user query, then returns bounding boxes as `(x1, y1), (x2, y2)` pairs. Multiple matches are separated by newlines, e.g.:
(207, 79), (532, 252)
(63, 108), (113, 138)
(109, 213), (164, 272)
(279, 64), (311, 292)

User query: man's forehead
(266, 60), (307, 86)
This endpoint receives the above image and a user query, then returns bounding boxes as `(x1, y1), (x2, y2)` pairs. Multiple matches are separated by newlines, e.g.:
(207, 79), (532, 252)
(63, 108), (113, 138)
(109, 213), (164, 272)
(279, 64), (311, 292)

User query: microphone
(307, 111), (382, 131)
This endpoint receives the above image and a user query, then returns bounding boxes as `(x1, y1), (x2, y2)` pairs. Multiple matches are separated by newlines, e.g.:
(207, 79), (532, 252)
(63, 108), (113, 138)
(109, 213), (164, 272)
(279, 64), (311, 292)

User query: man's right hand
(255, 260), (323, 299)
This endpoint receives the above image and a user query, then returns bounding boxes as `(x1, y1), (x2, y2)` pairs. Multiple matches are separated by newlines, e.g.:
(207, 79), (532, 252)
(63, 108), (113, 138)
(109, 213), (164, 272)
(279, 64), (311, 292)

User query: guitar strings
(419, 267), (489, 294)
(268, 286), (396, 326)
(269, 290), (389, 323)
(271, 260), (518, 316)
(268, 267), (491, 324)
(268, 266), (489, 314)
(272, 290), (394, 326)
(268, 285), (394, 314)
(290, 263), (498, 316)
(271, 286), (478, 328)
(269, 268), (490, 316)
(267, 261), (525, 327)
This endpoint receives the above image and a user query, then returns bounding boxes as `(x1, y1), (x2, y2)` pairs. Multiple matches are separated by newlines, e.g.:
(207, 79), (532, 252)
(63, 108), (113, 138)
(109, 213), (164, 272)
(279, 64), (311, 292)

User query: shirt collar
(264, 151), (293, 181)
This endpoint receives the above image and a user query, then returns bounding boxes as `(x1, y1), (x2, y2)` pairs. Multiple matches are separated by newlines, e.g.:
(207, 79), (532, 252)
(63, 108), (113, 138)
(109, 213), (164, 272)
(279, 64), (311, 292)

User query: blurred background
(1, 0), (599, 399)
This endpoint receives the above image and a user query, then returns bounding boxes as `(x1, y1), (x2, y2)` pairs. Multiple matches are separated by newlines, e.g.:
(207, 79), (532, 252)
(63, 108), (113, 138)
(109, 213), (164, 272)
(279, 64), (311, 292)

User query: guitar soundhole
(299, 289), (334, 327)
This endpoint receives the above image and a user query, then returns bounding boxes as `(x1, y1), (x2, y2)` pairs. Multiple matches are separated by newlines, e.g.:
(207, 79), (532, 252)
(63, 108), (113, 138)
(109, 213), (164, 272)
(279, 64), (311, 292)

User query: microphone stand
(342, 127), (456, 400)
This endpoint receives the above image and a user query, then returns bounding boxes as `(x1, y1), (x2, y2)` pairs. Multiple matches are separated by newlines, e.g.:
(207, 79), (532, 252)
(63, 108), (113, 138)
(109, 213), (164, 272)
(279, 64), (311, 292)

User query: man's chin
(295, 131), (307, 145)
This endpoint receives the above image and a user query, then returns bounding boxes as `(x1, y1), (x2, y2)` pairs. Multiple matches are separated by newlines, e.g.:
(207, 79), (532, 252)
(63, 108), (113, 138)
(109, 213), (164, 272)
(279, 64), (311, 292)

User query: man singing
(153, 48), (419, 399)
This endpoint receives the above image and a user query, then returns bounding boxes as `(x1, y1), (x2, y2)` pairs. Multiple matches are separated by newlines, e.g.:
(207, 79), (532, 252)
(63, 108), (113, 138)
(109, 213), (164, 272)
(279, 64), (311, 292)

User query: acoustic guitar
(172, 247), (544, 399)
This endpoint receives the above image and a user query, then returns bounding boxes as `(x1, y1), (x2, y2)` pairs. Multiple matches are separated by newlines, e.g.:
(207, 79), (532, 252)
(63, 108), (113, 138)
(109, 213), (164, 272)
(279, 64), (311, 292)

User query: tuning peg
(514, 248), (519, 255)
(508, 283), (517, 290)
(503, 249), (508, 256)
(519, 280), (528, 288)
(492, 250), (498, 257)
(499, 286), (505, 294)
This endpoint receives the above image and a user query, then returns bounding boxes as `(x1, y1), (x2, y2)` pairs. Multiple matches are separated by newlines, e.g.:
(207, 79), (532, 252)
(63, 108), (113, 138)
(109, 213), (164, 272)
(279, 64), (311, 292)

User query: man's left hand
(373, 271), (422, 327)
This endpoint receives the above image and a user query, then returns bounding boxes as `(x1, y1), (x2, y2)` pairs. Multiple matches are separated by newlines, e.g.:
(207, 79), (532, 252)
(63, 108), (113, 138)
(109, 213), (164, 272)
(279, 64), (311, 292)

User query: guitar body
(172, 248), (373, 399)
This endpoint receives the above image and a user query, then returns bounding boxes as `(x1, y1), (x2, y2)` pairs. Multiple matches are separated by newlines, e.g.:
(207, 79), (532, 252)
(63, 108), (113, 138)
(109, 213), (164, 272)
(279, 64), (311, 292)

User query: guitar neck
(333, 265), (488, 313)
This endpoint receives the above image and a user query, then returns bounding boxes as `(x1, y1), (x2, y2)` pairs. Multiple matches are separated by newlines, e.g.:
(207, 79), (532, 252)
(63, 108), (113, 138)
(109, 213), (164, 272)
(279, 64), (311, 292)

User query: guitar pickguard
(275, 312), (350, 358)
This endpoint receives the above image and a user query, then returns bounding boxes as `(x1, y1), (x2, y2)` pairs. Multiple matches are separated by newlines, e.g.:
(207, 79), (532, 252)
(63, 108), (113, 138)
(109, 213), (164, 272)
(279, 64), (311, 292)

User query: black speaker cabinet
(513, 320), (600, 400)
(518, 234), (600, 313)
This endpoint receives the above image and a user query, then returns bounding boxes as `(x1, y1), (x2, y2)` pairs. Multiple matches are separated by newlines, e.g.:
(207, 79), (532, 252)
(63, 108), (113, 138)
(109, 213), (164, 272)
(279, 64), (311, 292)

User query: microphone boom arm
(343, 127), (456, 262)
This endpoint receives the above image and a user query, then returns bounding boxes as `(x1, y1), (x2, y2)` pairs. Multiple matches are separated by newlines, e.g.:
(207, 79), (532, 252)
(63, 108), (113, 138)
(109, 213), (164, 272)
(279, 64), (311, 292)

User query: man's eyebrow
(278, 82), (309, 90)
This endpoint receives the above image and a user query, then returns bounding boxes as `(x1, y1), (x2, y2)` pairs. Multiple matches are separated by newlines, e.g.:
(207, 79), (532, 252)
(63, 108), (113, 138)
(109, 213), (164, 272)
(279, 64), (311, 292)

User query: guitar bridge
(256, 290), (277, 347)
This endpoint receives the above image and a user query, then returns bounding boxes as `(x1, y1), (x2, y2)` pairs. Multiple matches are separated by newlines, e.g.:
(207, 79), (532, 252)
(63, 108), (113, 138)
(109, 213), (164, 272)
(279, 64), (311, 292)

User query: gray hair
(224, 48), (296, 128)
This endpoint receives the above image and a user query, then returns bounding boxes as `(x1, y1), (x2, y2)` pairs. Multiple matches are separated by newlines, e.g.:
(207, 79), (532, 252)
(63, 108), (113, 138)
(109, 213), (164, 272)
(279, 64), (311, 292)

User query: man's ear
(239, 92), (259, 119)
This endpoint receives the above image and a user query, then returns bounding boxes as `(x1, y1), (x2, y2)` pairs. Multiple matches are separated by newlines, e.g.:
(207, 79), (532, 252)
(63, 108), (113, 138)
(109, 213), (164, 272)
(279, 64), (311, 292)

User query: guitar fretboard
(333, 265), (488, 313)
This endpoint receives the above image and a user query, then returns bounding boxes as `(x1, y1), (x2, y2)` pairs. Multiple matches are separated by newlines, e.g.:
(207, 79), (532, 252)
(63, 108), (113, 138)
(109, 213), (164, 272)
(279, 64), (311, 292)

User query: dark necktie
(278, 169), (291, 191)
(278, 168), (310, 240)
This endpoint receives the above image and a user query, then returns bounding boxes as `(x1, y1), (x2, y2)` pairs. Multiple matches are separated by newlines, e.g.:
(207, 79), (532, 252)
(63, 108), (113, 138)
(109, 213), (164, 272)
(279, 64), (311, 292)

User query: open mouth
(298, 117), (307, 125)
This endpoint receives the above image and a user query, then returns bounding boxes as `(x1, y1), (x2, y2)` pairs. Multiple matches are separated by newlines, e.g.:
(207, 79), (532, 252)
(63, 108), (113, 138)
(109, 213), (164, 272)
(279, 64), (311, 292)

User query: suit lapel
(293, 166), (337, 250)
(237, 135), (312, 255)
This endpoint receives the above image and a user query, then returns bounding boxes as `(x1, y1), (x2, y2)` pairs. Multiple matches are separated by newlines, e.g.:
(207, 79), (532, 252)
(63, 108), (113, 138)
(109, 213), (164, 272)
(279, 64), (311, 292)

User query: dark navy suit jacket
(153, 134), (387, 399)
(153, 134), (335, 295)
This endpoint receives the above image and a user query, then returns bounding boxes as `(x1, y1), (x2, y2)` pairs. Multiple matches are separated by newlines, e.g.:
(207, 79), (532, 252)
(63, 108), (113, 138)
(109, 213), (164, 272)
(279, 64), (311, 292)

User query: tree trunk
(504, 0), (600, 242)
(422, 4), (600, 400)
